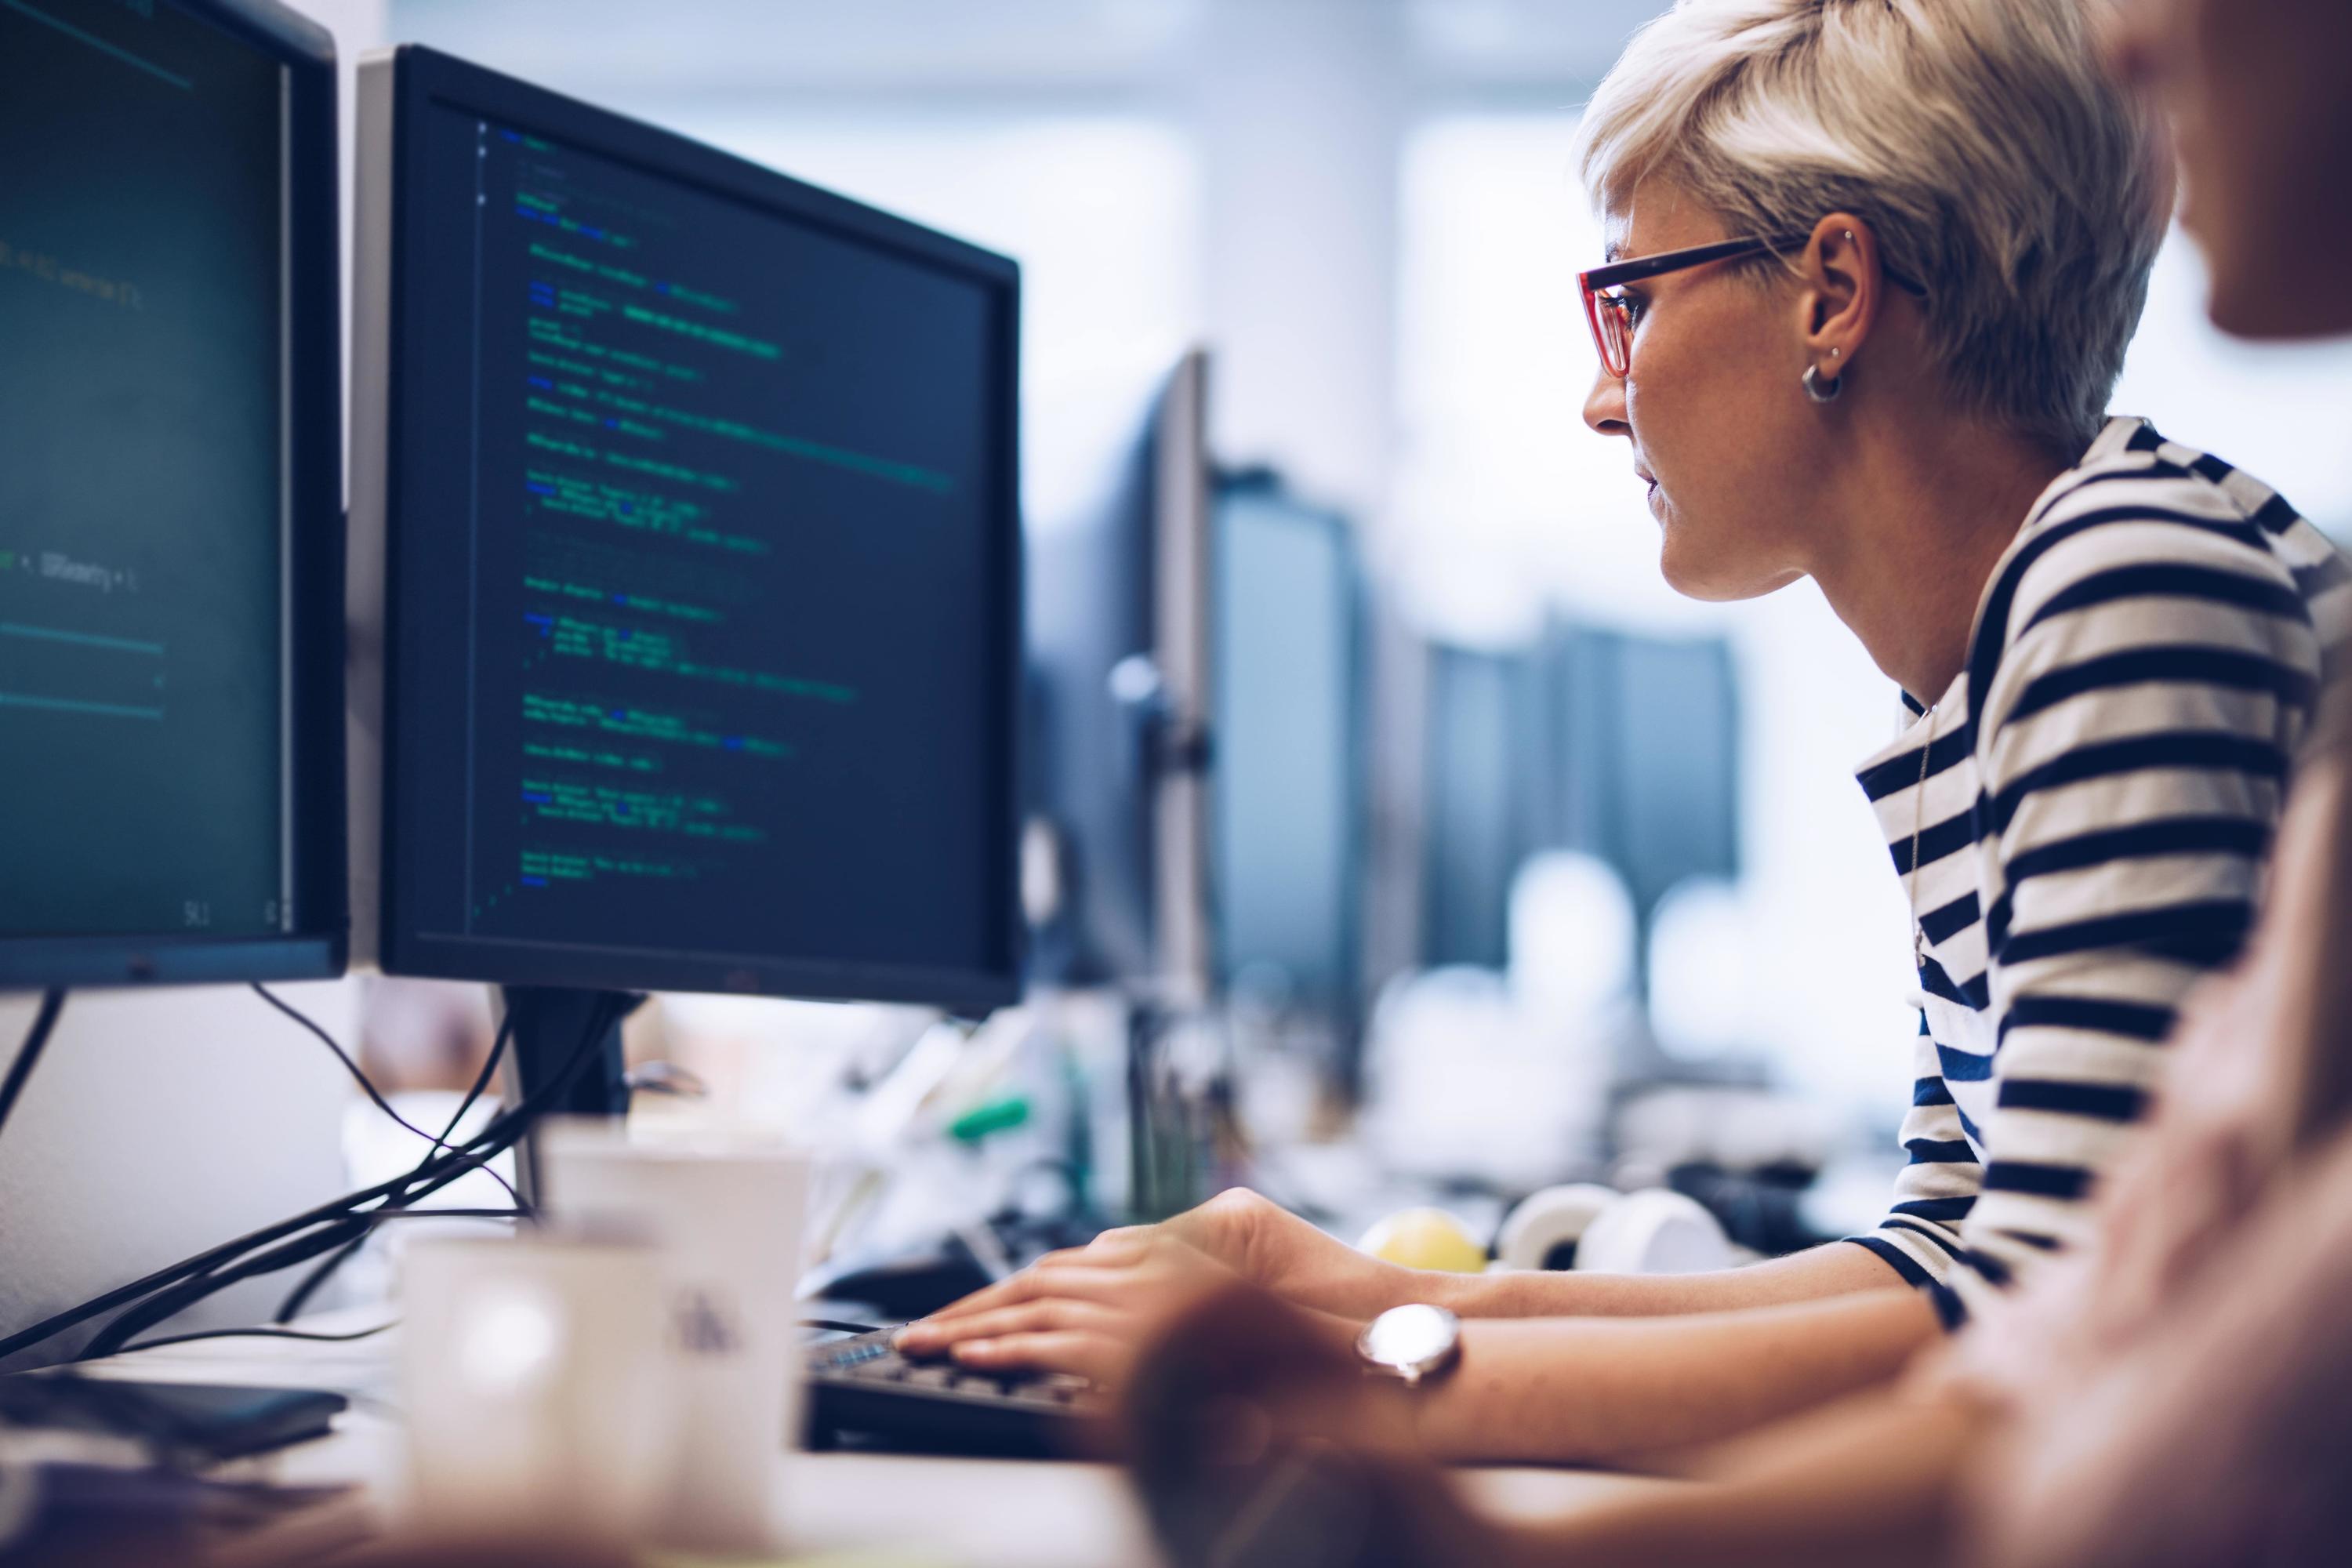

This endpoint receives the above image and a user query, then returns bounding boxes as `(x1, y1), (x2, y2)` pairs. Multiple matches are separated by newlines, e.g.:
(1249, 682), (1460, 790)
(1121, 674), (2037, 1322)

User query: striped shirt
(1846, 416), (2350, 1325)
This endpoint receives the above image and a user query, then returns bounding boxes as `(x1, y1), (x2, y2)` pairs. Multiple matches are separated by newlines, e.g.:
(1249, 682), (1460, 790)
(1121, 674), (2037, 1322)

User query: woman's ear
(1797, 212), (1885, 371)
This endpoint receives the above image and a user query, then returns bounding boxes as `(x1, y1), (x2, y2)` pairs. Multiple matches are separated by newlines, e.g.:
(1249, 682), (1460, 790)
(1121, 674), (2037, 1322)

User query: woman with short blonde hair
(906, 0), (2348, 1479)
(1577, 0), (2165, 454)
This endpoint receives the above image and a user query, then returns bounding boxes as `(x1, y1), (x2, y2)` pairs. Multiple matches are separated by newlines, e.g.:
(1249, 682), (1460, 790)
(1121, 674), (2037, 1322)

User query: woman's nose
(1583, 364), (1629, 438)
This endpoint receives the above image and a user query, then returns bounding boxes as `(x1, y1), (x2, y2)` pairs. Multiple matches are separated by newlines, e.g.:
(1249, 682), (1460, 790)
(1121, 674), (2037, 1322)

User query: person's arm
(1428, 1232), (1913, 1318)
(1969, 1124), (2352, 1568)
(906, 1185), (1918, 1347)
(1122, 1281), (1987, 1568)
(909, 1233), (1944, 1466)
(1411, 1287), (1944, 1465)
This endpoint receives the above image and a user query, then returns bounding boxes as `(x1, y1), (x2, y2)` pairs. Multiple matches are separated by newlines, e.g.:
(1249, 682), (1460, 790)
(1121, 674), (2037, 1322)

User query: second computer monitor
(1022, 351), (1214, 999)
(0, 0), (346, 989)
(352, 47), (1023, 1011)
(1212, 474), (1364, 1018)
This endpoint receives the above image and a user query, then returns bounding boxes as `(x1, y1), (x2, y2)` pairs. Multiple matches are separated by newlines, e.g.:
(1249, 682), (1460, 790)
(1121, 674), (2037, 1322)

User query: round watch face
(1359, 1304), (1460, 1376)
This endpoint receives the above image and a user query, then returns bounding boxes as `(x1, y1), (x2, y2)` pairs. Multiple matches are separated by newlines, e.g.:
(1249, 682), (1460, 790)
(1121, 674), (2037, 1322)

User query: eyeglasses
(1578, 233), (1929, 379)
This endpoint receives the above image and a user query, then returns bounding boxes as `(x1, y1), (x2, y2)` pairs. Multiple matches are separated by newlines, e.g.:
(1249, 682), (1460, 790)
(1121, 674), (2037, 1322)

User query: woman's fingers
(899, 1297), (1125, 1353)
(948, 1329), (1130, 1384)
(925, 1261), (1094, 1323)
(925, 1235), (1177, 1324)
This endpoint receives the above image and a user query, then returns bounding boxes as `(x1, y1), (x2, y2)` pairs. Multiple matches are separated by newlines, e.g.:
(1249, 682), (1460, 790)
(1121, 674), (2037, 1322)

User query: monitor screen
(1544, 626), (1740, 923)
(1213, 478), (1361, 1012)
(0, 0), (343, 985)
(368, 49), (1022, 1007)
(1421, 644), (1542, 971)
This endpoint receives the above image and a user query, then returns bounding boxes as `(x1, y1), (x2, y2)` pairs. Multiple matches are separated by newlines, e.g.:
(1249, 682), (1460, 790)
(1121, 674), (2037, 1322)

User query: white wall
(0, 0), (390, 1370)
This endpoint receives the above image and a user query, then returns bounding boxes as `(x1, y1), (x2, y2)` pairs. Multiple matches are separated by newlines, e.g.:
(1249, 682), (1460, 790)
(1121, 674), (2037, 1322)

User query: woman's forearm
(1412, 1287), (1944, 1465)
(1421, 1239), (1916, 1321)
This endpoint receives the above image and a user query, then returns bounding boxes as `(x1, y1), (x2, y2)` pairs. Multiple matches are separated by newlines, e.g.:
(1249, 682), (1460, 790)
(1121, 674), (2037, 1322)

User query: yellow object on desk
(1356, 1207), (1489, 1273)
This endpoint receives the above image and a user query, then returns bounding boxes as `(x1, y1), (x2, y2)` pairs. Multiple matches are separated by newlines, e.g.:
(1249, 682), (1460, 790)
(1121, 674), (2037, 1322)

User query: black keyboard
(805, 1327), (1109, 1458)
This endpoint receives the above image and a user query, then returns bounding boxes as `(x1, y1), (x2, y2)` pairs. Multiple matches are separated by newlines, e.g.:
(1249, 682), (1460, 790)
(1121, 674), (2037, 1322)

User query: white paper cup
(539, 1120), (812, 1555)
(397, 1230), (671, 1546)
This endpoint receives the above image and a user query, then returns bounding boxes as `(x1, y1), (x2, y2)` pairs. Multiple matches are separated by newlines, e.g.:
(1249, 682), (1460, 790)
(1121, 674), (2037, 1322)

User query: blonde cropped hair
(1576, 0), (2168, 452)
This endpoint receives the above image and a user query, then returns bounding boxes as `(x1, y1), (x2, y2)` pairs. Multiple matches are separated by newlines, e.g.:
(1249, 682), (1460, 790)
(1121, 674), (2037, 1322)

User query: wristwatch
(1355, 1304), (1462, 1387)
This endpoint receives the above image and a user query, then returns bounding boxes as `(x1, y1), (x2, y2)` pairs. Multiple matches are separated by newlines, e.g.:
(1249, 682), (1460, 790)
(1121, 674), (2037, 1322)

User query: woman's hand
(894, 1229), (1247, 1385)
(1150, 1189), (1428, 1318)
(895, 1189), (1420, 1381)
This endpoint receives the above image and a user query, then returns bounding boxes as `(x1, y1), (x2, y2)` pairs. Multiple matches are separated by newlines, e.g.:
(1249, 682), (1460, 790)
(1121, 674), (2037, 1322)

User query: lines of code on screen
(0, 0), (286, 940)
(392, 107), (1007, 979)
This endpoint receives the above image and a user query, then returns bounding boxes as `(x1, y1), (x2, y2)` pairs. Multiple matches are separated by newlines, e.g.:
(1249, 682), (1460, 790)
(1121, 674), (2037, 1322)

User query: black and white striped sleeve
(1849, 1013), (1981, 1326)
(1955, 481), (2321, 1304)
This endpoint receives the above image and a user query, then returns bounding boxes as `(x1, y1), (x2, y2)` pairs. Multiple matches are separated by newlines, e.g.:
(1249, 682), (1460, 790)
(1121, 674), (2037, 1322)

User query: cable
(82, 997), (619, 1356)
(85, 1155), (538, 1360)
(426, 1008), (519, 1178)
(0, 989), (67, 1142)
(118, 1321), (398, 1354)
(251, 983), (522, 1210)
(0, 994), (623, 1367)
(274, 1011), (524, 1323)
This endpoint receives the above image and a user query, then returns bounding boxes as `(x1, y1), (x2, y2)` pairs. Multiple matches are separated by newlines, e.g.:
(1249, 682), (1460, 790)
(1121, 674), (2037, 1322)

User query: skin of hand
(898, 1188), (1417, 1373)
(1410, 1287), (1941, 1467)
(895, 1215), (1367, 1387)
(905, 1188), (1940, 1465)
(913, 1183), (1915, 1345)
(1123, 1280), (1984, 1568)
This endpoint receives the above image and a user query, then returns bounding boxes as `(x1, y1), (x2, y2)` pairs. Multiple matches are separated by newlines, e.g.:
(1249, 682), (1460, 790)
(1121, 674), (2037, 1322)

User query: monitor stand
(502, 985), (640, 1207)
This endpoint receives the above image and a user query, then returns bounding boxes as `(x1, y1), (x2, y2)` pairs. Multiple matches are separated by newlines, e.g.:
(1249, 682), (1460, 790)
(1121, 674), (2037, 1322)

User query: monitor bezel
(0, 0), (347, 990)
(368, 45), (1026, 1013)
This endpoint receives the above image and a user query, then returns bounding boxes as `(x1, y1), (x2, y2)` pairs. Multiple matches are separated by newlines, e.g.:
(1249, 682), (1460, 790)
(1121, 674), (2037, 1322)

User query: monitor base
(503, 986), (638, 1206)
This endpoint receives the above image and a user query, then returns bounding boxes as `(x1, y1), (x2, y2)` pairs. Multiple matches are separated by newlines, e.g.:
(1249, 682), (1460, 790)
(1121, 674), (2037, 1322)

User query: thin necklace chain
(1908, 705), (1939, 967)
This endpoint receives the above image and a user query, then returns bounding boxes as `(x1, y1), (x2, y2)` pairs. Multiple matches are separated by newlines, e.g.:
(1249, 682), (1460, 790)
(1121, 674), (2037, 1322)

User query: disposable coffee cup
(397, 1230), (672, 1546)
(539, 1120), (812, 1555)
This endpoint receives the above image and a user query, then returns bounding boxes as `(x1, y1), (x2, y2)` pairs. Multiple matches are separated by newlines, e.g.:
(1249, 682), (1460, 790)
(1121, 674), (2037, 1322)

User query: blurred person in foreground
(1109, 0), (2352, 1562)
(904, 0), (2347, 1468)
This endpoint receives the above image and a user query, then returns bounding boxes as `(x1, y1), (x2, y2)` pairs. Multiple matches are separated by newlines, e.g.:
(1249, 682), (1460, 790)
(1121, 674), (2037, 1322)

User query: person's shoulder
(1979, 419), (2325, 664)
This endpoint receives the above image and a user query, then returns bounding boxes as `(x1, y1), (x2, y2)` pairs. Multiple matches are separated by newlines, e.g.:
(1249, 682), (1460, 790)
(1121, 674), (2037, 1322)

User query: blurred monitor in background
(1417, 625), (1742, 984)
(1541, 625), (1741, 937)
(1023, 350), (1214, 998)
(1210, 470), (1367, 1036)
(1419, 643), (1545, 971)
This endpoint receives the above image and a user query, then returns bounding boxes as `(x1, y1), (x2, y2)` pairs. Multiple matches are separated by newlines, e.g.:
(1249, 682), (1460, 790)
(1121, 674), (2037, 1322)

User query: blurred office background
(9, 0), (2351, 1346)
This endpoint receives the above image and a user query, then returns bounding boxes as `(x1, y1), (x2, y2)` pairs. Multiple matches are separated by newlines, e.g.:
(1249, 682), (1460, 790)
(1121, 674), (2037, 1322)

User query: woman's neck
(1806, 419), (2072, 706)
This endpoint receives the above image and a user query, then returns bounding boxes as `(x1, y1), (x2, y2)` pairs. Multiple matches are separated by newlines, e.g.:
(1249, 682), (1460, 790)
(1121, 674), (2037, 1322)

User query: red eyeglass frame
(1578, 232), (1926, 378)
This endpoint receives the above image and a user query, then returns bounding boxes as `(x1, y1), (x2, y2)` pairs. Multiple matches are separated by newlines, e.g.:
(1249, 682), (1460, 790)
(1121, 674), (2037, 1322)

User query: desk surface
(70, 1311), (1668, 1566)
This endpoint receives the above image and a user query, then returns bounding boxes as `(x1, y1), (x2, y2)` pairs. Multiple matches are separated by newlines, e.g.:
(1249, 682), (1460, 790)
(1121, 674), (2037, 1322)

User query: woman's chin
(1659, 535), (1799, 603)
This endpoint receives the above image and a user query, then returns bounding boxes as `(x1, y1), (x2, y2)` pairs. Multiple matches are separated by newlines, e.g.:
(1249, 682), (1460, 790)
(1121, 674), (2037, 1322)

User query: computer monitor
(1022, 350), (1214, 1000)
(1419, 642), (1544, 971)
(1211, 471), (1364, 1024)
(0, 0), (347, 989)
(348, 48), (1024, 1104)
(1541, 623), (1740, 929)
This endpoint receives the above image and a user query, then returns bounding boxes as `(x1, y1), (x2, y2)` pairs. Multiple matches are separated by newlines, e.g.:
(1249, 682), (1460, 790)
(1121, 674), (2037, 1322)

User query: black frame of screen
(372, 46), (1026, 1013)
(0, 0), (348, 989)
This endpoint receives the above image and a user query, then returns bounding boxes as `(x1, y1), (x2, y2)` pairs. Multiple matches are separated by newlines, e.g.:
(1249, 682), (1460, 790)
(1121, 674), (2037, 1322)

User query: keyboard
(805, 1327), (1109, 1458)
